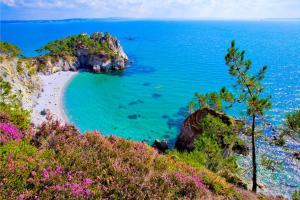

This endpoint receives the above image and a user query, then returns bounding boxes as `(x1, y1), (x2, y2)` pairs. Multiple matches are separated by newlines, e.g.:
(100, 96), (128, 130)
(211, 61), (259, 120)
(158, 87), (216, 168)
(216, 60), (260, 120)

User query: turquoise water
(1, 19), (299, 197)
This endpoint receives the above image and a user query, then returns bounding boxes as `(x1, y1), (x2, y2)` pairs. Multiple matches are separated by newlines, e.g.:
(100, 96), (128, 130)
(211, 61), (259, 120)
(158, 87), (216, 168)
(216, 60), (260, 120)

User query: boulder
(40, 109), (50, 116)
(152, 139), (169, 153)
(175, 107), (248, 156)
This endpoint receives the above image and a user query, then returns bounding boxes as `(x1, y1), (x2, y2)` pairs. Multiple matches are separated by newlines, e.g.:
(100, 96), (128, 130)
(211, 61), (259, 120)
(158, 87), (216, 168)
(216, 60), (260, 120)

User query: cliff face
(32, 32), (128, 74)
(0, 53), (41, 110)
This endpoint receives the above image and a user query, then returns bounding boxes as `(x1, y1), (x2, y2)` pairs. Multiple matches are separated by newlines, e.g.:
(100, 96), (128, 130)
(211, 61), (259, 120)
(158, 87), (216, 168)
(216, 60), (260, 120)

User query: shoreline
(31, 71), (78, 125)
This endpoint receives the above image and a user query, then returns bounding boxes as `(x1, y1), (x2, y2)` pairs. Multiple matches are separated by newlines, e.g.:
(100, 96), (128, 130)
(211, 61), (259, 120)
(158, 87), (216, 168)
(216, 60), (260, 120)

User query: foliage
(0, 122), (22, 143)
(292, 190), (300, 200)
(0, 41), (21, 58)
(224, 40), (272, 192)
(282, 110), (300, 143)
(169, 114), (245, 187)
(224, 40), (272, 117)
(0, 116), (209, 199)
(36, 33), (115, 58)
(189, 87), (234, 113)
(0, 114), (266, 199)
(0, 78), (31, 130)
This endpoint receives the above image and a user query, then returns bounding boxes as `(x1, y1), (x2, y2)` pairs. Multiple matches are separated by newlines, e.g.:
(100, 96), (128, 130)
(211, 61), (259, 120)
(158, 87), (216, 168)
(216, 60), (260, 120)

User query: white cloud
(1, 0), (299, 19)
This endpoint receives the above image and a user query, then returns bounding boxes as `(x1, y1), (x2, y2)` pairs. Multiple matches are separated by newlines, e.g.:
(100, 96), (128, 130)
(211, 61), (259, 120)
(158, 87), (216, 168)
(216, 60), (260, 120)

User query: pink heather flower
(192, 175), (208, 192)
(83, 178), (93, 186)
(31, 171), (36, 176)
(0, 122), (22, 142)
(70, 183), (84, 196)
(42, 169), (50, 181)
(67, 171), (74, 181)
(55, 167), (63, 174)
(84, 189), (92, 197)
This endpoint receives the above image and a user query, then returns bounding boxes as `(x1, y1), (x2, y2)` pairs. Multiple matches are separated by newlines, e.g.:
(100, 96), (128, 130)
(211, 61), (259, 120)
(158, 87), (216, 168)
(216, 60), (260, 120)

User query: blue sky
(1, 0), (300, 20)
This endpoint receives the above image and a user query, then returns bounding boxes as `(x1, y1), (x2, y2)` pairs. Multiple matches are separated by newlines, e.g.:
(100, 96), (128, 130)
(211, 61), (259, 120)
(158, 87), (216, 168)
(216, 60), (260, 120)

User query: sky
(0, 0), (300, 20)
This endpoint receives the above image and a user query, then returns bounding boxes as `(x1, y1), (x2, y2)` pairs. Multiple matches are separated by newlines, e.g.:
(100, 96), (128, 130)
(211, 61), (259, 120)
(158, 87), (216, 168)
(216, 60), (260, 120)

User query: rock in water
(152, 139), (169, 153)
(175, 107), (249, 156)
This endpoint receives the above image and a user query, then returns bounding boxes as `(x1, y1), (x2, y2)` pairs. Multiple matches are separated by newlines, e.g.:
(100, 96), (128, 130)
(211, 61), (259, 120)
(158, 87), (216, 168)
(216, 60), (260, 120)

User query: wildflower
(42, 169), (50, 181)
(83, 178), (93, 186)
(0, 122), (22, 142)
(54, 166), (63, 174)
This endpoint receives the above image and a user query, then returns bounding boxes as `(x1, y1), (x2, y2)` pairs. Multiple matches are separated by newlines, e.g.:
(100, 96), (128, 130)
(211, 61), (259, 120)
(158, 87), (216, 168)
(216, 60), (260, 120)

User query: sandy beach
(31, 71), (78, 125)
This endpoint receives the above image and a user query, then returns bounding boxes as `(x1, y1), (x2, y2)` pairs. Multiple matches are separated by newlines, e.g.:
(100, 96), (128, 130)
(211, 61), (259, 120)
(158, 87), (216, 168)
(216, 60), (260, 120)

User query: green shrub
(170, 114), (241, 173)
(0, 77), (31, 130)
(293, 190), (300, 200)
(36, 33), (114, 57)
(0, 41), (21, 57)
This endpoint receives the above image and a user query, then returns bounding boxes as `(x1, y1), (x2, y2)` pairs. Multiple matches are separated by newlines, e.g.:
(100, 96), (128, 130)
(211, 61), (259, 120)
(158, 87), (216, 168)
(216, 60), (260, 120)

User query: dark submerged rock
(152, 93), (162, 99)
(143, 82), (151, 86)
(128, 114), (141, 119)
(161, 115), (169, 119)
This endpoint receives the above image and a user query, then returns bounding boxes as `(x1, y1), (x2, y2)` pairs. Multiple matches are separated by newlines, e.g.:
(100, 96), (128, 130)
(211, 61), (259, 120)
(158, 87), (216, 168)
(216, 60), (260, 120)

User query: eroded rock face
(31, 56), (79, 75)
(175, 107), (249, 156)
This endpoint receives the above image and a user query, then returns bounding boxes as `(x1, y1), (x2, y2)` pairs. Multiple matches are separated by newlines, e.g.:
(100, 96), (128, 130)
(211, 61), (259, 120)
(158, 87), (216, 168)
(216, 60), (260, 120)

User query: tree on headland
(224, 40), (272, 192)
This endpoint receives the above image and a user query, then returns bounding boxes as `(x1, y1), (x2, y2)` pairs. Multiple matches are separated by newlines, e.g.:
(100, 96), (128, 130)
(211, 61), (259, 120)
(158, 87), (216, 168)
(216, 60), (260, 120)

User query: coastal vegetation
(0, 38), (299, 199)
(0, 77), (31, 130)
(224, 41), (272, 192)
(36, 32), (116, 59)
(0, 41), (21, 58)
(0, 111), (266, 199)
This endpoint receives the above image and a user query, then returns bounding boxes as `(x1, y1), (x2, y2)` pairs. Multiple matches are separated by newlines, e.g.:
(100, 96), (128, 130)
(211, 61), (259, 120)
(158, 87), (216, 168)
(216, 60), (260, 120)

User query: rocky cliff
(0, 42), (41, 110)
(32, 32), (128, 74)
(175, 107), (249, 156)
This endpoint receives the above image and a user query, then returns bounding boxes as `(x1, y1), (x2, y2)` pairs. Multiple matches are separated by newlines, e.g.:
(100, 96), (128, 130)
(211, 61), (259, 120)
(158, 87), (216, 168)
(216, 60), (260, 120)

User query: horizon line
(1, 17), (300, 22)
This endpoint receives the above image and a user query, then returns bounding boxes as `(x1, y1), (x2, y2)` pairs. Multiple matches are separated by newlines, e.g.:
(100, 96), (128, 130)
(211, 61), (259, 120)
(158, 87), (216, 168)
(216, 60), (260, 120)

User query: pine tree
(224, 41), (272, 192)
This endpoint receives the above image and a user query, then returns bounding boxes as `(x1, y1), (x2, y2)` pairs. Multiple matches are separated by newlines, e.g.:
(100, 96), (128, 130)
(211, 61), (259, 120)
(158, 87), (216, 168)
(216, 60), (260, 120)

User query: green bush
(0, 41), (21, 57)
(0, 77), (31, 130)
(36, 33), (114, 58)
(170, 114), (241, 173)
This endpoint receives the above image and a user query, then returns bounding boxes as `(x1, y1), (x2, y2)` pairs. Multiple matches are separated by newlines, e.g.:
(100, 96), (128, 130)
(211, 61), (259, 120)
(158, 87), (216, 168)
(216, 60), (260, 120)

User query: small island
(33, 32), (129, 74)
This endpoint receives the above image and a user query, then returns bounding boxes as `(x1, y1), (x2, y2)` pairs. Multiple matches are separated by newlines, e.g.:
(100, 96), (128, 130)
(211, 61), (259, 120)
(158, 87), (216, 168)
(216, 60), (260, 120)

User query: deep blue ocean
(1, 19), (299, 197)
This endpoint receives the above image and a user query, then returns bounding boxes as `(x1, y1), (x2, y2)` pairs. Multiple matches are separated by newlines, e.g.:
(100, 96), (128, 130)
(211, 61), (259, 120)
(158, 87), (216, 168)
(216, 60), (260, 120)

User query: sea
(1, 19), (299, 198)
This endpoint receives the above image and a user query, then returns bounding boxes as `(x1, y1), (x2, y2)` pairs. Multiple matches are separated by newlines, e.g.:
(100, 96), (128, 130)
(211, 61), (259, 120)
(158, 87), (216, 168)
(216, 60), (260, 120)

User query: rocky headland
(0, 32), (128, 124)
(31, 32), (128, 74)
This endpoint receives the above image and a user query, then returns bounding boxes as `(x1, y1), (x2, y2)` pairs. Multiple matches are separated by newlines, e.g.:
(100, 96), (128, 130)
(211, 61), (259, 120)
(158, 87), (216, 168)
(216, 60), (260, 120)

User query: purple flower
(55, 167), (63, 174)
(0, 122), (22, 142)
(83, 178), (93, 186)
(42, 169), (49, 181)
(192, 175), (208, 192)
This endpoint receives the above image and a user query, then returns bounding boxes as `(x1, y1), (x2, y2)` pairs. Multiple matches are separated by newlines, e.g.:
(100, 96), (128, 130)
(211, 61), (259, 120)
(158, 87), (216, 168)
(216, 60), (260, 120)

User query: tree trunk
(251, 114), (257, 192)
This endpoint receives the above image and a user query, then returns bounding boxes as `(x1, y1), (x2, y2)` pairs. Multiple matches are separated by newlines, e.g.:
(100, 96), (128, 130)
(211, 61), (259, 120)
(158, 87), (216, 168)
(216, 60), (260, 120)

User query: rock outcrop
(31, 32), (128, 74)
(0, 51), (41, 110)
(175, 107), (249, 155)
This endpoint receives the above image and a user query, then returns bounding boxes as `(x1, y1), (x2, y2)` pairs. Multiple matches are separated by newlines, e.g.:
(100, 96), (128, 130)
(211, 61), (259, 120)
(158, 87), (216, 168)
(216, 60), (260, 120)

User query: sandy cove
(31, 71), (78, 125)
